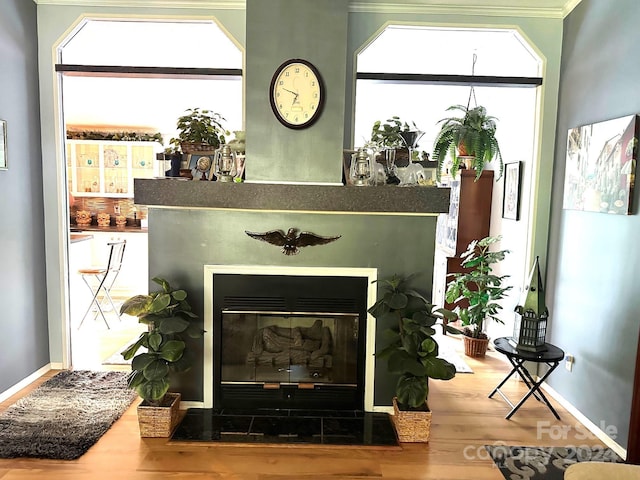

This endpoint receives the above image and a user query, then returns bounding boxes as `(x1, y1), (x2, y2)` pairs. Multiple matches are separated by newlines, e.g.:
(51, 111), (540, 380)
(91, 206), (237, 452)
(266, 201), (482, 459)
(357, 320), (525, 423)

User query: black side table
(489, 337), (565, 420)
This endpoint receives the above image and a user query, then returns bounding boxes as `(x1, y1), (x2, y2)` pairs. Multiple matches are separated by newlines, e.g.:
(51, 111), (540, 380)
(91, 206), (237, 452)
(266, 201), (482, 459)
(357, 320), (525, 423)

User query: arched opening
(353, 25), (544, 340)
(58, 17), (243, 369)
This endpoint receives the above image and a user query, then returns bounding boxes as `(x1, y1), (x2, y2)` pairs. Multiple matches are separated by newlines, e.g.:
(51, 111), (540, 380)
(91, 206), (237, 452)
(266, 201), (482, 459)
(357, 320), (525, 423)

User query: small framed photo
(0, 120), (7, 170)
(187, 154), (214, 181)
(502, 161), (522, 220)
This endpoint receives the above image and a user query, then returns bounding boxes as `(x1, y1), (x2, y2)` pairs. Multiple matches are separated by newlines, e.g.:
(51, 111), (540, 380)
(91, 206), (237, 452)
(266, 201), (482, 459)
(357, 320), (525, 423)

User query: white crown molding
(32, 0), (580, 18)
(562, 0), (583, 18)
(348, 2), (565, 19)
(33, 0), (245, 9)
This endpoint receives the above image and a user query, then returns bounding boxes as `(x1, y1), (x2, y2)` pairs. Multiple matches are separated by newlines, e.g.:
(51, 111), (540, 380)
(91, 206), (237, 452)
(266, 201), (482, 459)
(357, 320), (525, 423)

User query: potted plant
(169, 107), (229, 155)
(368, 273), (458, 442)
(370, 117), (422, 161)
(445, 236), (512, 358)
(120, 276), (203, 437)
(433, 104), (503, 182)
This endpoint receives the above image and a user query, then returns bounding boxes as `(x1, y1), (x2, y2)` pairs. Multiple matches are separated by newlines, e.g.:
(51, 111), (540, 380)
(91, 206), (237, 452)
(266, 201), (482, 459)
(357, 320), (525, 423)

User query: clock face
(269, 59), (324, 129)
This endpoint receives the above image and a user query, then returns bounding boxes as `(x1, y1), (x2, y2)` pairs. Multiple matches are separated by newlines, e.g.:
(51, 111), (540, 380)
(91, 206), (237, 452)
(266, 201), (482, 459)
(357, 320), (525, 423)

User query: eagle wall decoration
(245, 228), (341, 255)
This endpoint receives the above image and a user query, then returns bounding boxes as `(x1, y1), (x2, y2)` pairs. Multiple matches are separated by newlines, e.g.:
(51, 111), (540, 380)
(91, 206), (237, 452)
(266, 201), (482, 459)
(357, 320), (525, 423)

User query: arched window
(353, 25), (541, 178)
(58, 18), (243, 142)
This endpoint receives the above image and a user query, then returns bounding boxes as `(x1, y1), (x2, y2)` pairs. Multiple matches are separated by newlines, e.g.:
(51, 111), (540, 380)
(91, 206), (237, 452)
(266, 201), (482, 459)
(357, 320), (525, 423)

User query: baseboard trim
(541, 381), (627, 460)
(0, 364), (53, 403)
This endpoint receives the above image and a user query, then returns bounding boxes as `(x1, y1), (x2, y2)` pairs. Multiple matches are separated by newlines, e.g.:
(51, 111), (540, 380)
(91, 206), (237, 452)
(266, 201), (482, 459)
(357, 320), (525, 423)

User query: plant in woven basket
(120, 276), (204, 407)
(433, 104), (503, 182)
(445, 236), (512, 341)
(169, 107), (228, 154)
(368, 274), (458, 411)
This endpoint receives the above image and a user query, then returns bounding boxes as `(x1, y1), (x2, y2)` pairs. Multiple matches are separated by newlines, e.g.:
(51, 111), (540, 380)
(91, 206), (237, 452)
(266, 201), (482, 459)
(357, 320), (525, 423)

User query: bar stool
(77, 240), (126, 329)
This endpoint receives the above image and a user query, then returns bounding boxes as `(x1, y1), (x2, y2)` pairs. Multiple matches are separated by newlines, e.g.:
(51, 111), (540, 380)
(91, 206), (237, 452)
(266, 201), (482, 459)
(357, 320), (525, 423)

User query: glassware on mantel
(399, 130), (425, 166)
(384, 148), (400, 185)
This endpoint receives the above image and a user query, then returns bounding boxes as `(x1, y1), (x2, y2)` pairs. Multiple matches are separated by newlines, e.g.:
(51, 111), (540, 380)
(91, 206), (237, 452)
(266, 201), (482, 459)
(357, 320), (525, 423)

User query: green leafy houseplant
(368, 274), (458, 410)
(227, 130), (246, 155)
(169, 107), (228, 154)
(120, 276), (203, 406)
(433, 104), (503, 182)
(445, 236), (512, 340)
(371, 116), (419, 149)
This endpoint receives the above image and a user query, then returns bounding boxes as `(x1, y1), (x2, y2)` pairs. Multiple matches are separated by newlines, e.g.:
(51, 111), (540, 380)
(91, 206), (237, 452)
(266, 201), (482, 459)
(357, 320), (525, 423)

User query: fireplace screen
(221, 311), (359, 386)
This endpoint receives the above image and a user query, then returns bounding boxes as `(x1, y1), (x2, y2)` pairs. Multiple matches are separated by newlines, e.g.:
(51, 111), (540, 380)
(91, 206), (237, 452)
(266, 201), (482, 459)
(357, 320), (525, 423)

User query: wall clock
(269, 58), (325, 129)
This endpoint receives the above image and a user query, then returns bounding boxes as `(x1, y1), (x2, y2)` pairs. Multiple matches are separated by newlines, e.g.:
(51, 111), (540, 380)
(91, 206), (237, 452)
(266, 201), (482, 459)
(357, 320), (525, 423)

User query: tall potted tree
(120, 276), (203, 437)
(445, 236), (512, 357)
(433, 104), (503, 182)
(368, 274), (458, 442)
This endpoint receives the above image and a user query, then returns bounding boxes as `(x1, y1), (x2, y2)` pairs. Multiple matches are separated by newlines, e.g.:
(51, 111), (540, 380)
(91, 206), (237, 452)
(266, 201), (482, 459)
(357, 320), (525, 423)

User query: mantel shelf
(134, 179), (451, 215)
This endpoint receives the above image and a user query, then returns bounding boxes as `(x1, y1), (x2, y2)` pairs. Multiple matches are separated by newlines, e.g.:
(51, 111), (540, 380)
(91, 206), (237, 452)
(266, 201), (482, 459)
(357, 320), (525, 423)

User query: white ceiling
(33, 0), (582, 19)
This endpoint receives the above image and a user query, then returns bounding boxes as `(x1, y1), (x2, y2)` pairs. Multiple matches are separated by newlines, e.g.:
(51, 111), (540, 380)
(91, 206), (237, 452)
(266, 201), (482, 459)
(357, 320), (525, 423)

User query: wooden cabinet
(432, 170), (493, 309)
(66, 140), (162, 198)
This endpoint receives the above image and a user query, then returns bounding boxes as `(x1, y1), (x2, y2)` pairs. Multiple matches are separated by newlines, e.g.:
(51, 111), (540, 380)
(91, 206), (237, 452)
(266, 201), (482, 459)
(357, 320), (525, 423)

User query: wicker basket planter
(464, 335), (489, 358)
(137, 392), (181, 438)
(180, 142), (217, 155)
(392, 397), (432, 443)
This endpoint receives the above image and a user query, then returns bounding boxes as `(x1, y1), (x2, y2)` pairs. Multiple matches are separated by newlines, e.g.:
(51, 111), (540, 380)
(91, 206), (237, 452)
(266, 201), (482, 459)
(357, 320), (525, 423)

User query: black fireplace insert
(212, 274), (369, 411)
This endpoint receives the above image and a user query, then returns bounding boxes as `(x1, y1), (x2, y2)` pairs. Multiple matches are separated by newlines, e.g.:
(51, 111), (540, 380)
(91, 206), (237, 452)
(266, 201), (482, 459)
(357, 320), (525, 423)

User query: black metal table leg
(490, 337), (565, 420)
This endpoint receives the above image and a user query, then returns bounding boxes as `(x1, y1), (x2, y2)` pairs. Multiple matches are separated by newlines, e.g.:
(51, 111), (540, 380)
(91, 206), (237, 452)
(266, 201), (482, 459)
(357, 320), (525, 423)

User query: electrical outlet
(565, 354), (574, 372)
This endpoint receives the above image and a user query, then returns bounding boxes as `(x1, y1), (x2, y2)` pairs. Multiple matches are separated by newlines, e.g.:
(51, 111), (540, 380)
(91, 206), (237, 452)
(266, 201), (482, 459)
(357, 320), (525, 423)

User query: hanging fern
(432, 105), (503, 182)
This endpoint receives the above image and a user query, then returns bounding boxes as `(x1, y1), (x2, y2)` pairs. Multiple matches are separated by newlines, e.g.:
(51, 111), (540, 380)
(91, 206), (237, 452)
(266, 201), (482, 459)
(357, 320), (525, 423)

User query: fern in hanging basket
(433, 104), (503, 182)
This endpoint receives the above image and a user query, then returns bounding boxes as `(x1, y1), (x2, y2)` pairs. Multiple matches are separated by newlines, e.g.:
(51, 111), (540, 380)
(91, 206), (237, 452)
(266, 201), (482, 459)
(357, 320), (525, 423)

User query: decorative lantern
(349, 147), (374, 186)
(512, 256), (549, 352)
(214, 144), (237, 182)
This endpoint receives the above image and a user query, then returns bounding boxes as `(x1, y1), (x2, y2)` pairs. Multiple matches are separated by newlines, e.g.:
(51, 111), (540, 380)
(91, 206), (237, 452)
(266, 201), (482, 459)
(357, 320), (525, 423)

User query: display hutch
(432, 169), (494, 311)
(66, 140), (162, 198)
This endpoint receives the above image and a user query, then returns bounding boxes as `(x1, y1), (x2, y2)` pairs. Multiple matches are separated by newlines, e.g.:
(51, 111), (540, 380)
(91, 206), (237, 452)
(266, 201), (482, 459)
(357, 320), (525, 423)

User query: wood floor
(0, 339), (605, 480)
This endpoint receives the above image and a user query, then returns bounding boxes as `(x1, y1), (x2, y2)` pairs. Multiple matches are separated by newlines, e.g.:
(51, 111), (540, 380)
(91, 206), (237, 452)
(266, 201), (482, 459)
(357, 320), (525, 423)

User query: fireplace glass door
(221, 311), (359, 387)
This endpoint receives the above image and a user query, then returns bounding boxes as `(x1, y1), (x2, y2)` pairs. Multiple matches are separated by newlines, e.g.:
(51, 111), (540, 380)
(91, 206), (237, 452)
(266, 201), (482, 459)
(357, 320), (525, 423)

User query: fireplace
(203, 266), (377, 411)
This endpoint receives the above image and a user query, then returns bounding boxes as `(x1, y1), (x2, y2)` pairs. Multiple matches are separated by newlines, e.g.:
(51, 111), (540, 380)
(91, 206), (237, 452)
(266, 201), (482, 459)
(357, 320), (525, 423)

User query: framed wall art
(0, 120), (7, 170)
(502, 161), (522, 220)
(563, 114), (639, 215)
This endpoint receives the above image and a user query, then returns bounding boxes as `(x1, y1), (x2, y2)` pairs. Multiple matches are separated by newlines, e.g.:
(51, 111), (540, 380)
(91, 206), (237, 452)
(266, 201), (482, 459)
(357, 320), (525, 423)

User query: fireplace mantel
(134, 178), (450, 215)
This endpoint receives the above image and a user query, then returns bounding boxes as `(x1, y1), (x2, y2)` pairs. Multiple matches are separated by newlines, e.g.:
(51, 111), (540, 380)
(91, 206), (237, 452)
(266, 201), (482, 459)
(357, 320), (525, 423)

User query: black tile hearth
(171, 408), (399, 447)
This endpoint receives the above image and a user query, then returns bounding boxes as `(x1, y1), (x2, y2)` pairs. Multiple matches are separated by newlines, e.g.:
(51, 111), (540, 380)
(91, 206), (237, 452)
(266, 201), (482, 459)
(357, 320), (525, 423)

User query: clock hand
(283, 88), (298, 96)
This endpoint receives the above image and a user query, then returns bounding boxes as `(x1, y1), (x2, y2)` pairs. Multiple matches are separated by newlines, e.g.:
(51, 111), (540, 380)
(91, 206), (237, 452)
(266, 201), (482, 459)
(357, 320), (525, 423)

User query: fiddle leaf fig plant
(369, 274), (458, 410)
(120, 276), (203, 406)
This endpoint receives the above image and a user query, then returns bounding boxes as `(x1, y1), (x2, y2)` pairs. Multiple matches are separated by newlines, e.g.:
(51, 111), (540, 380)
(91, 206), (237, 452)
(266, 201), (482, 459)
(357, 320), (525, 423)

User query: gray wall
(546, 0), (640, 450)
(0, 0), (49, 392)
(245, 0), (348, 184)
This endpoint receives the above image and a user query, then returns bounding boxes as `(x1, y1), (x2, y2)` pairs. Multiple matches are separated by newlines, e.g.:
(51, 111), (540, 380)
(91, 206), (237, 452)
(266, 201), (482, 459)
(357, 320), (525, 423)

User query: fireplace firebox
(212, 273), (369, 411)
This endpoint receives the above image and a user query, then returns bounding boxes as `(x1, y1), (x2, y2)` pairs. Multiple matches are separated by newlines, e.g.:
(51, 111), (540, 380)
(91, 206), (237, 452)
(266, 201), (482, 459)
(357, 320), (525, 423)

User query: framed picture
(502, 161), (521, 220)
(563, 114), (639, 215)
(0, 120), (7, 170)
(186, 154), (214, 181)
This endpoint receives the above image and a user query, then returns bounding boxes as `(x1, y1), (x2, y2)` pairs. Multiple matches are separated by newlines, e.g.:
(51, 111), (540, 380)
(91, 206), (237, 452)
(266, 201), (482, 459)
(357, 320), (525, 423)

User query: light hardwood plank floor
(0, 339), (606, 480)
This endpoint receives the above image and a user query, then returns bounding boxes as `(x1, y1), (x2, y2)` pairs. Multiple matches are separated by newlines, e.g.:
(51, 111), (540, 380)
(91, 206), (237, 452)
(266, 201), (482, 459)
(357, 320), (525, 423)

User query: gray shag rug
(0, 370), (137, 460)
